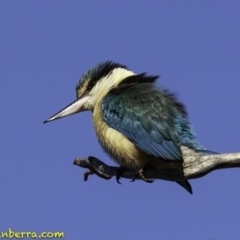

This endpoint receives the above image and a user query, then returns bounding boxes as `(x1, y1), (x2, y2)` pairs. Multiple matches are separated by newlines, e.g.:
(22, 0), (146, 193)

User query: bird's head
(44, 61), (135, 123)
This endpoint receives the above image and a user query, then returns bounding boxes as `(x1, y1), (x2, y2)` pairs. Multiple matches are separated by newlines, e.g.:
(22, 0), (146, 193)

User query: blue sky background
(1, 1), (240, 239)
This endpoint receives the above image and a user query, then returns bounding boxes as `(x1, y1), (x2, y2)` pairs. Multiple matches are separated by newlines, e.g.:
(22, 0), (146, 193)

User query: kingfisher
(44, 61), (213, 194)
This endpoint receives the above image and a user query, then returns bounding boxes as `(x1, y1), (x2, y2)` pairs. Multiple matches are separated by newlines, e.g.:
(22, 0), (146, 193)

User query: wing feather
(102, 82), (183, 161)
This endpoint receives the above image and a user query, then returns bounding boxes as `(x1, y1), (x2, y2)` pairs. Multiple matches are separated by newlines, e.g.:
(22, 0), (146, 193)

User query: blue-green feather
(102, 74), (206, 161)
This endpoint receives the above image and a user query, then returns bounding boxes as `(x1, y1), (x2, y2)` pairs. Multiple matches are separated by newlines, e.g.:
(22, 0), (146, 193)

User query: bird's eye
(87, 80), (97, 91)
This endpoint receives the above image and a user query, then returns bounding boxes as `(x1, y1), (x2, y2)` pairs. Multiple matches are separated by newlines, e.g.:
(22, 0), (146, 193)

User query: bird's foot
(137, 168), (154, 183)
(116, 166), (154, 184)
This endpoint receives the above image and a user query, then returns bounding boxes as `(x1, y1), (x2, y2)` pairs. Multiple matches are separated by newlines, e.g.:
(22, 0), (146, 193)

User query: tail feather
(176, 180), (192, 194)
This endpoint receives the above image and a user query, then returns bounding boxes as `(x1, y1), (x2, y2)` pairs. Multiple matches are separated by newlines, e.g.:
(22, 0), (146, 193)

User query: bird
(44, 61), (213, 194)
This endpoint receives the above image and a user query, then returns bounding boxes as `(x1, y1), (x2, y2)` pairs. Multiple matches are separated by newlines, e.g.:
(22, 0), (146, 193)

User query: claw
(116, 166), (154, 183)
(116, 166), (127, 184)
(138, 168), (154, 183)
(116, 173), (122, 184)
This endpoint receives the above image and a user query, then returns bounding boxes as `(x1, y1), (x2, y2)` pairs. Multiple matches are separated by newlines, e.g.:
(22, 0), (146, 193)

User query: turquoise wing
(102, 81), (183, 161)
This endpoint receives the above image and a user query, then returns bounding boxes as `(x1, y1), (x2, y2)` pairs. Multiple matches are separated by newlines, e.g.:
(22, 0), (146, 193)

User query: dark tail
(176, 180), (192, 194)
(176, 149), (218, 194)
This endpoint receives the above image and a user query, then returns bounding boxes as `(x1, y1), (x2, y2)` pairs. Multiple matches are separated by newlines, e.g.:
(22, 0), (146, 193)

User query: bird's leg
(116, 166), (150, 183)
(136, 168), (154, 183)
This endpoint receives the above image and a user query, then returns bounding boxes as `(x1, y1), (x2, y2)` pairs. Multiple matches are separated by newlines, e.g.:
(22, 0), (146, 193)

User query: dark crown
(76, 61), (128, 93)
